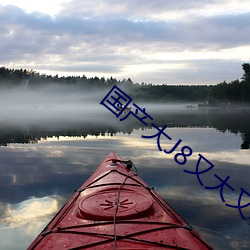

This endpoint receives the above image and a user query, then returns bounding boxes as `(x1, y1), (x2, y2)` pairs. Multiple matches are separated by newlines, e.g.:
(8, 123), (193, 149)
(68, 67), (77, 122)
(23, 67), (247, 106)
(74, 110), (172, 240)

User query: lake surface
(0, 104), (250, 249)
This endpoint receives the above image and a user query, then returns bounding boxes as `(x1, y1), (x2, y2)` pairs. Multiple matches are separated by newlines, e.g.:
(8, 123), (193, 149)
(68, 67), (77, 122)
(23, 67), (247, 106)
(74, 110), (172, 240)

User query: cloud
(0, 196), (59, 229)
(0, 196), (61, 249)
(0, 1), (250, 84)
(58, 0), (245, 19)
(4, 5), (247, 49)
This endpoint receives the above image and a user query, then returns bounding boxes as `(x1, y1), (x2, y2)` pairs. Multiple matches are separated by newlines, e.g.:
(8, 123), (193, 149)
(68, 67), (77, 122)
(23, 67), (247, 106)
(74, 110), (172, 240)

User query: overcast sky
(0, 0), (250, 85)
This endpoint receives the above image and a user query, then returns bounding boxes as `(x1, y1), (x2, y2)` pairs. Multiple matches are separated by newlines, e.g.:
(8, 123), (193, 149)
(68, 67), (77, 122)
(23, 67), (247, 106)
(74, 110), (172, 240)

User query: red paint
(28, 152), (213, 249)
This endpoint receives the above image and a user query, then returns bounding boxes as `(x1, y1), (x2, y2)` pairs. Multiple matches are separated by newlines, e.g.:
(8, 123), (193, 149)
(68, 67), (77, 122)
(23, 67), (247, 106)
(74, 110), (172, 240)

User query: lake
(0, 103), (250, 249)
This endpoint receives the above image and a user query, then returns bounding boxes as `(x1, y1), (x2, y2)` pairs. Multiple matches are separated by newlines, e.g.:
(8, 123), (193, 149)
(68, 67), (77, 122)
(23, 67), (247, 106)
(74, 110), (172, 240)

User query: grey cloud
(184, 13), (250, 49)
(59, 0), (216, 18)
(132, 59), (244, 85)
(1, 4), (249, 50)
(0, 3), (249, 84)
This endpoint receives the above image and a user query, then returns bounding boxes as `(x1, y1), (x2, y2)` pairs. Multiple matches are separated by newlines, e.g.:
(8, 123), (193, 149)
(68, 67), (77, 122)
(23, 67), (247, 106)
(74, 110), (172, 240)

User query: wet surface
(0, 107), (250, 249)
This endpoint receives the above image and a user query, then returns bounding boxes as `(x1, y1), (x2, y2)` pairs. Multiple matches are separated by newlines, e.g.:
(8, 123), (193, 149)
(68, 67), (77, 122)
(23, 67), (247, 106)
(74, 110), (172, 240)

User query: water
(0, 105), (250, 249)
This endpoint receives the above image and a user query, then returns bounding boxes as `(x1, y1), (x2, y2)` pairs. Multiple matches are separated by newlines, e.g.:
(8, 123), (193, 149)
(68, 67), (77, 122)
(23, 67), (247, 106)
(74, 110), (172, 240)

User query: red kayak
(28, 152), (213, 249)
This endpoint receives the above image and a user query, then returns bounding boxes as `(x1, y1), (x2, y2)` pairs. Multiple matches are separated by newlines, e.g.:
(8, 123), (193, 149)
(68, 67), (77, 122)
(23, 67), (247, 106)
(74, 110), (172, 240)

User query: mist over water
(0, 85), (199, 127)
(0, 85), (109, 124)
(0, 84), (250, 249)
(0, 84), (250, 149)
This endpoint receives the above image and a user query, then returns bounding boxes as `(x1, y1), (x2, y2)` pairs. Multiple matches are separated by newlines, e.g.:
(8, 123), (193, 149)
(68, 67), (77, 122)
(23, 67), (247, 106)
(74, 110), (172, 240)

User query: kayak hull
(28, 152), (213, 249)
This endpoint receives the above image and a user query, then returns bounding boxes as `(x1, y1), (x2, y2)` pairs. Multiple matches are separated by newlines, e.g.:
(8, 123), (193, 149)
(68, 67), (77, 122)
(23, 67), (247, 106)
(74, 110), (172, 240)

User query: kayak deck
(28, 152), (213, 249)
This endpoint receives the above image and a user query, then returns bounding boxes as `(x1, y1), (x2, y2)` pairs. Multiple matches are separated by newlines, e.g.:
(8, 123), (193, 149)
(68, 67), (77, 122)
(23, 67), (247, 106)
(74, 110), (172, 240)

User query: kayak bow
(28, 152), (213, 249)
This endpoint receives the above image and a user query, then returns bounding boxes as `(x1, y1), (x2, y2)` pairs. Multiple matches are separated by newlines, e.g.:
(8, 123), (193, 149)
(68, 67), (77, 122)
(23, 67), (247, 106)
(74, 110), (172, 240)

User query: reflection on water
(0, 197), (59, 247)
(0, 107), (250, 149)
(0, 108), (250, 249)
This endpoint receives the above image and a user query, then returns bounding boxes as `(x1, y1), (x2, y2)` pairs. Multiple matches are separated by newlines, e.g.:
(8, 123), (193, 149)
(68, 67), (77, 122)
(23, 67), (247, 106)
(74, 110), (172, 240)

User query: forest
(0, 63), (249, 105)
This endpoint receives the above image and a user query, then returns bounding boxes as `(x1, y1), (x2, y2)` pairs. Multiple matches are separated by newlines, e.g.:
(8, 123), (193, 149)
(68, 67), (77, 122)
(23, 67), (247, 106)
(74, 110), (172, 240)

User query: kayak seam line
(83, 169), (148, 189)
(82, 170), (114, 189)
(81, 182), (142, 189)
(78, 169), (151, 193)
(54, 225), (190, 235)
(29, 191), (82, 249)
(56, 221), (181, 230)
(147, 190), (213, 249)
(56, 225), (191, 250)
(27, 155), (213, 250)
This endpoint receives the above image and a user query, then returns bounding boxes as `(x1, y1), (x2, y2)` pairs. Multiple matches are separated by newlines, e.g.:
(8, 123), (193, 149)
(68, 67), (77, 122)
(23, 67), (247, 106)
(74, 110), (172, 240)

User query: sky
(0, 0), (250, 85)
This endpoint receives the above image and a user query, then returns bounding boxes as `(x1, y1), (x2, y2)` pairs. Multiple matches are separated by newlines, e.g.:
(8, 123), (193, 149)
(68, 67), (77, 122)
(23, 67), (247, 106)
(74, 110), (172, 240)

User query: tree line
(0, 63), (249, 104)
(1, 108), (249, 148)
(208, 63), (250, 105)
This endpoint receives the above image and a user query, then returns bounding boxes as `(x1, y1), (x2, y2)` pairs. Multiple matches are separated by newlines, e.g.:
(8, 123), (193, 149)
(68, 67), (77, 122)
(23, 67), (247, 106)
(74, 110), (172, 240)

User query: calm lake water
(0, 104), (250, 249)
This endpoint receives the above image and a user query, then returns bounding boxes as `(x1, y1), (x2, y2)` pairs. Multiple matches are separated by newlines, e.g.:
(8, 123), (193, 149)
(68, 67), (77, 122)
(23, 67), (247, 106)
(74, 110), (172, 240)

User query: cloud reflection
(199, 151), (250, 166)
(0, 196), (62, 249)
(0, 196), (59, 229)
(0, 123), (249, 249)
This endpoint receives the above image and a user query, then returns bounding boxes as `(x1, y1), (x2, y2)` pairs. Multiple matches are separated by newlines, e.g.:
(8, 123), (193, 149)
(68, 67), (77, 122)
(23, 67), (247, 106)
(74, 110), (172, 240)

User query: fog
(0, 85), (197, 126)
(0, 84), (210, 148)
(0, 85), (109, 125)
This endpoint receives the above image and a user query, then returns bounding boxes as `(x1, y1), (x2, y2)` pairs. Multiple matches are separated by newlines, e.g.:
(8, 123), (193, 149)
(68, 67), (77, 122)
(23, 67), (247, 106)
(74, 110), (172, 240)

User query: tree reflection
(0, 109), (249, 149)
